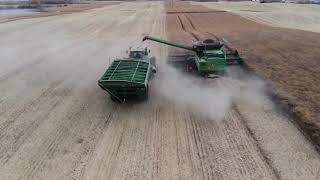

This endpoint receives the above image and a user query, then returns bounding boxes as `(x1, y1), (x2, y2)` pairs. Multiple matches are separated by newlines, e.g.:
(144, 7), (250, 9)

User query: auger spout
(143, 36), (195, 52)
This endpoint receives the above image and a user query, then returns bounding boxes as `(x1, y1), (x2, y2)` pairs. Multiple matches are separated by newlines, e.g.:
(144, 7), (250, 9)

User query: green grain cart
(142, 36), (241, 77)
(98, 47), (156, 102)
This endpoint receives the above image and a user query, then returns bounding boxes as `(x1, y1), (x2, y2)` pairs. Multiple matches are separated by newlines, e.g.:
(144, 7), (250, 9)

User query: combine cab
(98, 47), (156, 102)
(143, 36), (242, 77)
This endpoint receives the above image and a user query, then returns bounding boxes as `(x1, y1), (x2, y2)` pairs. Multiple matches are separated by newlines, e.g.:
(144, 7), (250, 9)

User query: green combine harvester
(142, 36), (242, 76)
(98, 47), (156, 102)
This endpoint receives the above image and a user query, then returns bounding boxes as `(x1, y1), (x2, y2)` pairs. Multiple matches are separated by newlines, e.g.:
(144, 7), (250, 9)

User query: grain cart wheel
(150, 56), (157, 73)
(110, 96), (117, 102)
(143, 84), (149, 101)
(150, 56), (156, 67)
(110, 95), (122, 103)
(218, 69), (225, 76)
(143, 92), (149, 101)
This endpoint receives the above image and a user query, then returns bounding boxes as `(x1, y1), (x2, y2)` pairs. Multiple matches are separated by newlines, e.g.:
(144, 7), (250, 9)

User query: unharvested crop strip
(183, 14), (203, 40)
(177, 15), (186, 31)
(181, 14), (200, 40)
(176, 15), (199, 41)
(184, 14), (220, 41)
(185, 14), (197, 30)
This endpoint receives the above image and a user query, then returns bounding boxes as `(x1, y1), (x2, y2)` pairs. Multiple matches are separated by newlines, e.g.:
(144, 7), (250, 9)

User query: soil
(0, 1), (319, 180)
(165, 1), (320, 150)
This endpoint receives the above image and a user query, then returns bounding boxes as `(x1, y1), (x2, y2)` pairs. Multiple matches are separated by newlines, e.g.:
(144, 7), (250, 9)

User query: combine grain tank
(98, 47), (156, 102)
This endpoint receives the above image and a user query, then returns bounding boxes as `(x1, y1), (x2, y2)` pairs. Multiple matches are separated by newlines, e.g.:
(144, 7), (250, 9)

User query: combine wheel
(186, 57), (196, 73)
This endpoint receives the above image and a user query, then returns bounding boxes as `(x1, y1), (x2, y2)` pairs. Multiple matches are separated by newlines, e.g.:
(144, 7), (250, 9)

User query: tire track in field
(70, 101), (118, 180)
(19, 94), (118, 180)
(177, 14), (199, 41)
(217, 76), (320, 179)
(232, 105), (281, 179)
(184, 13), (213, 40)
(189, 114), (206, 179)
(223, 108), (278, 179)
(0, 78), (69, 165)
(24, 3), (164, 180)
(0, 79), (63, 131)
(0, 38), (107, 166)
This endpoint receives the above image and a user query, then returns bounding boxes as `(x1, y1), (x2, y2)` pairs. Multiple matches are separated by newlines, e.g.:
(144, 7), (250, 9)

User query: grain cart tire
(143, 92), (149, 101)
(142, 84), (149, 101)
(110, 96), (117, 102)
(150, 56), (156, 67)
(111, 95), (122, 103)
(150, 56), (157, 73)
(218, 69), (225, 76)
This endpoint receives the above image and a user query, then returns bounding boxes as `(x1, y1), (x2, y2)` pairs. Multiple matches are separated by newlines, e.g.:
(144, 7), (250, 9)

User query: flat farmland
(0, 1), (319, 180)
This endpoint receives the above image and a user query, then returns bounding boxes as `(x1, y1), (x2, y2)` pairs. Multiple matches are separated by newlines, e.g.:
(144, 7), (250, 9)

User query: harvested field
(166, 1), (320, 149)
(194, 1), (320, 33)
(0, 1), (320, 180)
(0, 1), (119, 24)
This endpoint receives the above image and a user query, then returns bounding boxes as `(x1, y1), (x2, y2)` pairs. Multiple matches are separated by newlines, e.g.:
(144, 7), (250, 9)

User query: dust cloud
(224, 66), (272, 109)
(154, 65), (231, 121)
(154, 64), (271, 121)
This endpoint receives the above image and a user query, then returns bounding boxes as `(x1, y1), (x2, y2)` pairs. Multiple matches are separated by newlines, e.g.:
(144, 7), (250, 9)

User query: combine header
(98, 47), (156, 102)
(142, 36), (241, 76)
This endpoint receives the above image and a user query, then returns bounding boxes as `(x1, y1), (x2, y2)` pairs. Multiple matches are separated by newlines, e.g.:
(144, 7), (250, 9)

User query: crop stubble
(0, 1), (319, 180)
(165, 1), (320, 150)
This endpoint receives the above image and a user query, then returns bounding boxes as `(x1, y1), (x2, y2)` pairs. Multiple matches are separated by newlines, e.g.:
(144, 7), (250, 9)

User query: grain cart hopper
(142, 36), (241, 76)
(98, 47), (156, 102)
